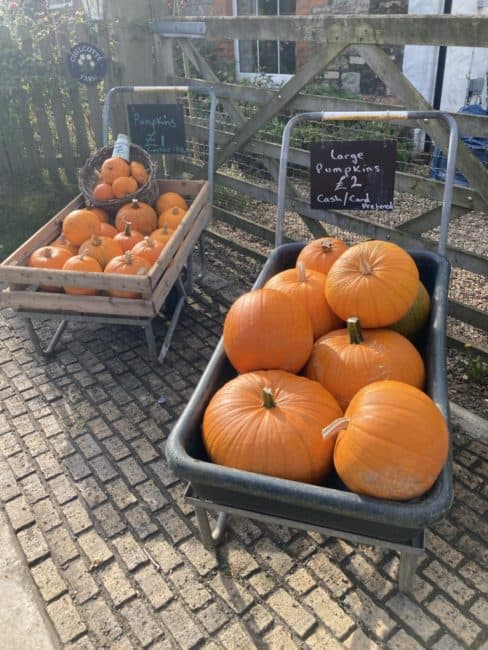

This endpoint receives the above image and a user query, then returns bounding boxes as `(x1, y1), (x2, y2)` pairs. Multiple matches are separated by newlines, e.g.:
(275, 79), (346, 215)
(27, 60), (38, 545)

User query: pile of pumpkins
(27, 177), (189, 298)
(202, 238), (449, 502)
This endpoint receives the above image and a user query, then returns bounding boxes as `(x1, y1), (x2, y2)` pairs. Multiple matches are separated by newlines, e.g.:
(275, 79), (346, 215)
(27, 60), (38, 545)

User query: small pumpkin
(129, 160), (148, 186)
(325, 240), (420, 328)
(51, 235), (79, 256)
(100, 156), (130, 184)
(28, 245), (73, 293)
(104, 251), (150, 298)
(264, 261), (342, 339)
(62, 209), (101, 246)
(296, 237), (349, 275)
(112, 175), (138, 198)
(150, 224), (174, 247)
(62, 253), (103, 296)
(79, 235), (123, 269)
(115, 199), (158, 236)
(203, 369), (343, 484)
(100, 222), (118, 238)
(389, 281), (431, 340)
(323, 380), (449, 500)
(158, 205), (186, 230)
(223, 288), (313, 374)
(131, 236), (166, 267)
(304, 316), (425, 410)
(156, 191), (187, 214)
(113, 221), (144, 252)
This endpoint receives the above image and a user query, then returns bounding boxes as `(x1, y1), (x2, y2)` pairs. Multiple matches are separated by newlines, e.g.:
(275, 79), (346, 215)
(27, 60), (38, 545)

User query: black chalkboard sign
(310, 140), (396, 210)
(127, 104), (186, 154)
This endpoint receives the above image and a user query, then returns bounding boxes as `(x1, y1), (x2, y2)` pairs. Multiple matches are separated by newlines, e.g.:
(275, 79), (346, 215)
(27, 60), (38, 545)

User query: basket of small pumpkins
(79, 142), (158, 213)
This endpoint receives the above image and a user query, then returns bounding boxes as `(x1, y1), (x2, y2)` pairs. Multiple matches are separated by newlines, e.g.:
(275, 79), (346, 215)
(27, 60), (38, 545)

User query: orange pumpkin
(296, 237), (349, 275)
(62, 209), (101, 246)
(129, 161), (148, 186)
(115, 199), (157, 236)
(51, 235), (79, 256)
(131, 236), (166, 267)
(325, 240), (420, 328)
(150, 224), (174, 247)
(158, 205), (186, 230)
(93, 183), (115, 201)
(112, 175), (138, 198)
(323, 380), (449, 500)
(304, 316), (425, 410)
(223, 288), (313, 374)
(62, 254), (103, 296)
(100, 222), (118, 238)
(28, 246), (73, 293)
(86, 207), (109, 223)
(79, 235), (124, 269)
(100, 156), (130, 184)
(156, 191), (187, 214)
(203, 370), (343, 484)
(104, 251), (150, 298)
(113, 222), (144, 252)
(264, 261), (342, 339)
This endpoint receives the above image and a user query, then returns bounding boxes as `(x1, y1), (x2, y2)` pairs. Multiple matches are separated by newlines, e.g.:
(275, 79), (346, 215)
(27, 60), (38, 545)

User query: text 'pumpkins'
(203, 370), (343, 484)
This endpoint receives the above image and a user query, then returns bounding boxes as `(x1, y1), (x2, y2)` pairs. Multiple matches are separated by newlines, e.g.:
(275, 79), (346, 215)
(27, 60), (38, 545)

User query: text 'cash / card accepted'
(310, 140), (396, 211)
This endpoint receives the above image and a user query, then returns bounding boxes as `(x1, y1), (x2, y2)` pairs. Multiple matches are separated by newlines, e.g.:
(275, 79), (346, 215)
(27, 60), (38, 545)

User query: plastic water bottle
(112, 133), (130, 162)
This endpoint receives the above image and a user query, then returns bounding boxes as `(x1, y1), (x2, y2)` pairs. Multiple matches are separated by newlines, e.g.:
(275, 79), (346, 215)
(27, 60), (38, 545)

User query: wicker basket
(79, 143), (158, 213)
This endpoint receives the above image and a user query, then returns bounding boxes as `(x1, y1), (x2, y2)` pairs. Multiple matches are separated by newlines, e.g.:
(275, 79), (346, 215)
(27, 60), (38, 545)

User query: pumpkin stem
(322, 417), (349, 441)
(297, 261), (307, 283)
(131, 199), (140, 209)
(143, 236), (154, 248)
(347, 316), (363, 344)
(321, 240), (333, 252)
(262, 387), (276, 409)
(124, 221), (133, 236)
(42, 247), (53, 258)
(358, 250), (372, 275)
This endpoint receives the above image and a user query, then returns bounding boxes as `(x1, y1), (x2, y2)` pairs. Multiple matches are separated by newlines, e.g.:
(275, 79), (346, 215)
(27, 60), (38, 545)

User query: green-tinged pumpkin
(203, 369), (343, 483)
(323, 380), (449, 500)
(389, 281), (431, 340)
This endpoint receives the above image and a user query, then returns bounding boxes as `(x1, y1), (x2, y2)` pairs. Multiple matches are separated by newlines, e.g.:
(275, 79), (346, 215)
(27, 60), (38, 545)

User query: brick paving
(0, 268), (487, 649)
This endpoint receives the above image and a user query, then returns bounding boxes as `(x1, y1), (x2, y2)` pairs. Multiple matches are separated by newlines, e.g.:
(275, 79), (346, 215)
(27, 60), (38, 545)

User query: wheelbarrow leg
(25, 317), (68, 357)
(398, 550), (418, 594)
(144, 322), (158, 362)
(158, 276), (187, 364)
(194, 507), (228, 550)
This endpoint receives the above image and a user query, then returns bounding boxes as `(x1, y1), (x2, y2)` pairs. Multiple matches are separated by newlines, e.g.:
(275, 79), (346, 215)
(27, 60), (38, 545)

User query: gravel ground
(204, 184), (488, 420)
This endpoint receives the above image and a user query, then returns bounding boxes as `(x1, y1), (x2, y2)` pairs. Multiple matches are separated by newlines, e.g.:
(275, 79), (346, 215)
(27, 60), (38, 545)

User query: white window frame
(232, 0), (295, 85)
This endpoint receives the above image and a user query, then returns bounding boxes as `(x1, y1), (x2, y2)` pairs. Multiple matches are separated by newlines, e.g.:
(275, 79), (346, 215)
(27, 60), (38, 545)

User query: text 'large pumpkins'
(323, 380), (449, 501)
(203, 370), (343, 484)
(223, 288), (313, 374)
(325, 240), (419, 328)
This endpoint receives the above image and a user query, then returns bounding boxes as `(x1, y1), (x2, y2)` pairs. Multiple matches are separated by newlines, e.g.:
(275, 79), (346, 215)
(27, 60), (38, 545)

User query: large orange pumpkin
(62, 209), (101, 246)
(104, 251), (150, 298)
(325, 240), (420, 328)
(79, 235), (123, 269)
(62, 254), (103, 296)
(296, 237), (349, 275)
(203, 370), (343, 484)
(264, 261), (342, 339)
(223, 288), (313, 374)
(304, 316), (425, 410)
(115, 199), (158, 236)
(323, 380), (449, 500)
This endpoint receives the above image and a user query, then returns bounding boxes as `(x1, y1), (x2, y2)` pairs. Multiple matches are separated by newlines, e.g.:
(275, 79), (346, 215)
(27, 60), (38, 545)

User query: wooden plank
(181, 42), (328, 240)
(177, 77), (488, 139)
(1, 288), (155, 318)
(448, 299), (488, 333)
(355, 44), (488, 207)
(213, 206), (294, 245)
(214, 41), (346, 170)
(212, 170), (488, 277)
(18, 27), (59, 182)
(38, 34), (78, 183)
(205, 229), (267, 262)
(398, 205), (469, 235)
(157, 15), (488, 47)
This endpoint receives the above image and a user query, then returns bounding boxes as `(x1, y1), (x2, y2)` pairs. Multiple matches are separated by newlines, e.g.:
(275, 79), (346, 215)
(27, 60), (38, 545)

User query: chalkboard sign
(127, 104), (186, 155)
(310, 140), (396, 210)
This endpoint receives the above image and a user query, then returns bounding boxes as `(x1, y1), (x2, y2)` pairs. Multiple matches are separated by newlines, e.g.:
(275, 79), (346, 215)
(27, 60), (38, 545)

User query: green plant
(464, 344), (488, 385)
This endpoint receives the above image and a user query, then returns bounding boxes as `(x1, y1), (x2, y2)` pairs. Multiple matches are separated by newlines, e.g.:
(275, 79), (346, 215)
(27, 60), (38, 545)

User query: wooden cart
(0, 179), (209, 361)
